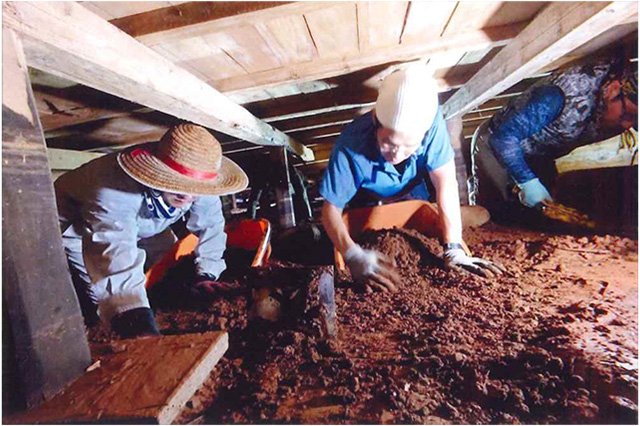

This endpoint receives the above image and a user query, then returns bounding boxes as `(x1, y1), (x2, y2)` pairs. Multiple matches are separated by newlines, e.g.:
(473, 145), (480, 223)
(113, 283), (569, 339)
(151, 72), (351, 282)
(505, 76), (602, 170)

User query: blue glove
(517, 178), (552, 208)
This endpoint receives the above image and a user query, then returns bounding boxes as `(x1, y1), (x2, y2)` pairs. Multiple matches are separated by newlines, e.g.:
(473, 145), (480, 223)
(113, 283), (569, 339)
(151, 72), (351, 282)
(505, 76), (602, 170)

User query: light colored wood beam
(3, 1), (313, 161)
(213, 23), (525, 94)
(47, 148), (104, 171)
(111, 2), (292, 37)
(555, 130), (638, 174)
(443, 2), (637, 119)
(134, 2), (342, 46)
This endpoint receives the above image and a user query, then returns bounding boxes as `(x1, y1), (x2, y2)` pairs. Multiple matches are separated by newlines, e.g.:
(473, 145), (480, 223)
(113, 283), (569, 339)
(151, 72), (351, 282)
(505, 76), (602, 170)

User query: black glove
(111, 307), (160, 339)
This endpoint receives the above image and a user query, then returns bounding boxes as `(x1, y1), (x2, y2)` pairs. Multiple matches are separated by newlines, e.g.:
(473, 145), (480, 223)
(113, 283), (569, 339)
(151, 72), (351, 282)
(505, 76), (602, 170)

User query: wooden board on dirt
(8, 332), (228, 425)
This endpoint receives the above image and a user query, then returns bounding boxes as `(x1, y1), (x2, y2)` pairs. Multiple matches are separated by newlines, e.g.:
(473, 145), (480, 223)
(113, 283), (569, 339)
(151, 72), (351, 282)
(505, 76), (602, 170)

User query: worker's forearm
(431, 161), (464, 244)
(437, 184), (463, 244)
(321, 201), (356, 254)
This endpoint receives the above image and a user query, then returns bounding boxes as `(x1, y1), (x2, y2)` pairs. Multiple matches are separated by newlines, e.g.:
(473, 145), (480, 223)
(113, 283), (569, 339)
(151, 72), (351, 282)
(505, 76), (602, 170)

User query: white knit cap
(375, 67), (439, 139)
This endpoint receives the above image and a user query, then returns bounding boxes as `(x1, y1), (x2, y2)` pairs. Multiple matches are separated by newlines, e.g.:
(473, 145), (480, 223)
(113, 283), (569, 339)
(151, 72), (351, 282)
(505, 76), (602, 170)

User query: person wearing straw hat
(319, 67), (504, 293)
(55, 124), (248, 338)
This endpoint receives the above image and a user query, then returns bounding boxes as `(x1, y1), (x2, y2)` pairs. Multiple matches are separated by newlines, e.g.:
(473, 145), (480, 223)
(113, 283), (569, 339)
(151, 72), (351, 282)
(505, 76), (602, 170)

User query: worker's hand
(444, 247), (506, 278)
(517, 178), (552, 208)
(192, 274), (241, 295)
(344, 244), (401, 292)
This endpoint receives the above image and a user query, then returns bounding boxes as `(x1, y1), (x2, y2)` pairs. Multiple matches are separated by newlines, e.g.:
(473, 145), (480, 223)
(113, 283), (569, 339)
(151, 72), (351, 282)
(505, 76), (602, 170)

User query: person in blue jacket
(471, 54), (637, 216)
(55, 124), (248, 338)
(320, 67), (504, 292)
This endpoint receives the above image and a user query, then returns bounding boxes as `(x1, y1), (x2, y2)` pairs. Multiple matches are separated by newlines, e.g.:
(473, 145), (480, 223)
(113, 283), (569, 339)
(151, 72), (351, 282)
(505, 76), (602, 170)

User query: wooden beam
(3, 2), (313, 161)
(2, 27), (91, 410)
(47, 148), (104, 171)
(443, 2), (637, 119)
(555, 130), (638, 174)
(110, 2), (292, 37)
(133, 2), (342, 46)
(213, 22), (525, 93)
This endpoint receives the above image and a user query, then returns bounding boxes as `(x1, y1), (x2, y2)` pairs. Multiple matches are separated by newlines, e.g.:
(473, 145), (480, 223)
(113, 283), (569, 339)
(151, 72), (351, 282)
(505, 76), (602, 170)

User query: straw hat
(117, 124), (249, 196)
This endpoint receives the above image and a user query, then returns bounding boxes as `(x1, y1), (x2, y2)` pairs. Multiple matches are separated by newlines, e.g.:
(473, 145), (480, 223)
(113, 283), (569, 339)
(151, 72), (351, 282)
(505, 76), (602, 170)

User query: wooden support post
(446, 116), (470, 205)
(2, 29), (91, 412)
(270, 148), (296, 229)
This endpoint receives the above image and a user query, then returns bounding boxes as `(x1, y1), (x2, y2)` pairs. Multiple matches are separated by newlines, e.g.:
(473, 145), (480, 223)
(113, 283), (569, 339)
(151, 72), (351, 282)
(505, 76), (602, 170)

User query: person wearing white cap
(55, 124), (248, 338)
(319, 67), (503, 292)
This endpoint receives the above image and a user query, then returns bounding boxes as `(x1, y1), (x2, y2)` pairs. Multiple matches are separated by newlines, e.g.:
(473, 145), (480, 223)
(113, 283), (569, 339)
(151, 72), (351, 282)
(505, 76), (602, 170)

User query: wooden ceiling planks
(204, 25), (283, 74)
(304, 3), (359, 59)
(401, 2), (458, 42)
(357, 2), (408, 51)
(80, 1), (182, 20)
(255, 15), (317, 64)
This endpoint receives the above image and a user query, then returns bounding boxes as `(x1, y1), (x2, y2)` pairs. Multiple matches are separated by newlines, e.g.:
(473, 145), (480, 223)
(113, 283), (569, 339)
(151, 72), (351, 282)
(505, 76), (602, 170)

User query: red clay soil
(87, 223), (638, 424)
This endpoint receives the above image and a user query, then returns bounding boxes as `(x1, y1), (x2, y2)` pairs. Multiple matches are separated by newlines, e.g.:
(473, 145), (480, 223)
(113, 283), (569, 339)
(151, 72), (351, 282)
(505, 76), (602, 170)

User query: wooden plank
(204, 25), (283, 73)
(254, 14), (317, 64)
(47, 148), (104, 171)
(110, 1), (289, 37)
(82, 1), (179, 20)
(135, 2), (343, 46)
(214, 22), (524, 93)
(4, 1), (313, 161)
(305, 3), (359, 58)
(441, 1), (504, 35)
(400, 1), (457, 42)
(9, 332), (229, 424)
(2, 28), (91, 410)
(555, 130), (638, 174)
(357, 2), (408, 51)
(443, 1), (637, 118)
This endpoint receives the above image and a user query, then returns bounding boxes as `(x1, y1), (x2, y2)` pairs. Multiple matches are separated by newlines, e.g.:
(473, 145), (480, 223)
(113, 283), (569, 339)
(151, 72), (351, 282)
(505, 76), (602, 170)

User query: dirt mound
(87, 224), (637, 424)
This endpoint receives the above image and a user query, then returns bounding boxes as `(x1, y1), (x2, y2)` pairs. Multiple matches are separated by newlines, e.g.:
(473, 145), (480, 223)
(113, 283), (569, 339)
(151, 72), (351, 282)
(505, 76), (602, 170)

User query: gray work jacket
(55, 154), (227, 301)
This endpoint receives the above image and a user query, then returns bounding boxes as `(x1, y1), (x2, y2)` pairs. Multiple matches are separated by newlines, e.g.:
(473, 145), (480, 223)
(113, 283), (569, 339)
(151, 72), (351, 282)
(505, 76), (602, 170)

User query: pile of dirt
(87, 223), (637, 424)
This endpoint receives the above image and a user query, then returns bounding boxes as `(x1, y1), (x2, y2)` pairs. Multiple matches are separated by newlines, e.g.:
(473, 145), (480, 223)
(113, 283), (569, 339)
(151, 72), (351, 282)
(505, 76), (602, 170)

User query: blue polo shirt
(319, 108), (454, 208)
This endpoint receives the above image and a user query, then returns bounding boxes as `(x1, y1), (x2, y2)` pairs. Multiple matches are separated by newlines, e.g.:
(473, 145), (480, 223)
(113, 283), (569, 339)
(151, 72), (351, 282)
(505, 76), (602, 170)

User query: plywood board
(10, 332), (229, 425)
(304, 3), (359, 58)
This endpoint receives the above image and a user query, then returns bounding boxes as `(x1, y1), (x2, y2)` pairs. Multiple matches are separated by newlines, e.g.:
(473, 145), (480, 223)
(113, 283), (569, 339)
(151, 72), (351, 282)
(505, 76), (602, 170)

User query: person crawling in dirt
(319, 67), (505, 293)
(55, 124), (249, 339)
(470, 51), (638, 221)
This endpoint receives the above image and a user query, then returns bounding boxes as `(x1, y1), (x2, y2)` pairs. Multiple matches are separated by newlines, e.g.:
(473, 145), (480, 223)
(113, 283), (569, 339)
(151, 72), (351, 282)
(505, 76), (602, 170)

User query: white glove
(344, 245), (400, 292)
(517, 178), (552, 208)
(444, 245), (506, 278)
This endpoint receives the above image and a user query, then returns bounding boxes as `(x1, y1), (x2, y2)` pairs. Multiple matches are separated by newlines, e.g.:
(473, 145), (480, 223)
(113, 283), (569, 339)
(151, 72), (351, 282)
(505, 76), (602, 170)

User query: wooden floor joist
(443, 1), (637, 118)
(3, 1), (313, 161)
(8, 332), (229, 425)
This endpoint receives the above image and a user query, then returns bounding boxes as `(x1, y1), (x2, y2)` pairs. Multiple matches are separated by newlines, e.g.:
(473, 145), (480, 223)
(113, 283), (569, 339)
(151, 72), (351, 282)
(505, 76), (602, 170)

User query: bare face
(376, 126), (422, 165)
(161, 192), (198, 209)
(601, 79), (638, 130)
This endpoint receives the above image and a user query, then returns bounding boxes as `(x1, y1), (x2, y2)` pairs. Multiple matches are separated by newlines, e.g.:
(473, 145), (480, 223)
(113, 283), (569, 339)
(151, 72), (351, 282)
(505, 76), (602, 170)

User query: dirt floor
(87, 222), (638, 424)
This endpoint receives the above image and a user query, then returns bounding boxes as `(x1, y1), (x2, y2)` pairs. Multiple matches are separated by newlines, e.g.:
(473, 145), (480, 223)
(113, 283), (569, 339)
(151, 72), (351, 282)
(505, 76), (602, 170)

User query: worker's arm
(428, 159), (463, 244)
(429, 160), (505, 278)
(488, 85), (563, 207)
(80, 187), (149, 322)
(186, 195), (227, 280)
(321, 200), (355, 255)
(322, 200), (400, 292)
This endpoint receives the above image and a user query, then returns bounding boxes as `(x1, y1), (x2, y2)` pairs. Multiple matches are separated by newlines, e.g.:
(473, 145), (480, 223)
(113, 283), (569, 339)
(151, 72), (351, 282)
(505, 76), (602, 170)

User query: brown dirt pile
(87, 224), (637, 424)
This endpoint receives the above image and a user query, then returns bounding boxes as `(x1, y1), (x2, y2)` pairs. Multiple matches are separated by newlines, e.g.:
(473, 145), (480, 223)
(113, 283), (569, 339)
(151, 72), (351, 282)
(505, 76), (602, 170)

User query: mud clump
(87, 224), (637, 424)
